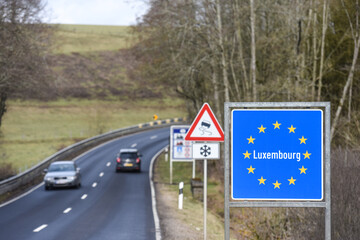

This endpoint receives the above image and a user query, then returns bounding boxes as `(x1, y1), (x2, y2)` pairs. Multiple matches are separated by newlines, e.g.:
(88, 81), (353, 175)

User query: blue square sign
(231, 109), (323, 200)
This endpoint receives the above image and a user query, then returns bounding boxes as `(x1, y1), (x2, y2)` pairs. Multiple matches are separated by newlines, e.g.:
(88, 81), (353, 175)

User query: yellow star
(243, 150), (251, 159)
(273, 180), (281, 189)
(303, 151), (311, 159)
(247, 165), (255, 174)
(299, 166), (307, 174)
(258, 176), (266, 185)
(258, 125), (266, 133)
(273, 121), (281, 129)
(288, 125), (296, 133)
(288, 177), (296, 185)
(247, 136), (255, 144)
(299, 136), (307, 144)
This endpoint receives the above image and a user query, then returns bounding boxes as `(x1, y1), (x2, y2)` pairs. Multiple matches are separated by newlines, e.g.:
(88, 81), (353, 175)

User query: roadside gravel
(155, 183), (203, 240)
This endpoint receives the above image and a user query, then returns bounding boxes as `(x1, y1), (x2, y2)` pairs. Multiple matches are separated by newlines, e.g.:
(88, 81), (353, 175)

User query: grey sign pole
(203, 159), (207, 240)
(224, 102), (331, 240)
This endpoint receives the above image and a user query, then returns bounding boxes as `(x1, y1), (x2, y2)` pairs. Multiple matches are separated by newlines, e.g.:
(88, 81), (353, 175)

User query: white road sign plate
(192, 143), (220, 159)
(170, 125), (193, 161)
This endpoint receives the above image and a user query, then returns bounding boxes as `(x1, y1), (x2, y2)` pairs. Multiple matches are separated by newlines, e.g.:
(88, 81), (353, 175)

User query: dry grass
(0, 98), (186, 172)
(51, 24), (136, 54)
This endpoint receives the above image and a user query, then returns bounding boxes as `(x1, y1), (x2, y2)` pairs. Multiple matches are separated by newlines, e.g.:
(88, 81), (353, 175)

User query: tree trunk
(234, 0), (250, 100)
(229, 35), (241, 101)
(317, 0), (328, 101)
(216, 0), (230, 102)
(331, 35), (360, 141)
(250, 0), (257, 101)
(0, 93), (7, 128)
(312, 6), (318, 101)
(210, 43), (222, 123)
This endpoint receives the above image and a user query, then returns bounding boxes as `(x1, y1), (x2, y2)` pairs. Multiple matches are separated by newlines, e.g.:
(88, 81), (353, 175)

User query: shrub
(0, 163), (16, 181)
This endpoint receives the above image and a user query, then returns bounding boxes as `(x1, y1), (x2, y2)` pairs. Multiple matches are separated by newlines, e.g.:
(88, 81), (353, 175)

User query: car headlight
(67, 176), (76, 181)
(45, 177), (53, 181)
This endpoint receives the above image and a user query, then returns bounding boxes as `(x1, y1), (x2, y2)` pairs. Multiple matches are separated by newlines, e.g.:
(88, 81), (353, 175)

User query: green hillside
(52, 24), (136, 54)
(0, 24), (185, 176)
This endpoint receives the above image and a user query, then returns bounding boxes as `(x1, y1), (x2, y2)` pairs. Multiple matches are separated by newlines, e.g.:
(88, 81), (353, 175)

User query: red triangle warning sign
(185, 103), (224, 142)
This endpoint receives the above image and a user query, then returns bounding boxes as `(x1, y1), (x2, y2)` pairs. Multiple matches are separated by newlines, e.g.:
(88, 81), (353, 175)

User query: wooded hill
(132, 0), (360, 149)
(131, 1), (360, 239)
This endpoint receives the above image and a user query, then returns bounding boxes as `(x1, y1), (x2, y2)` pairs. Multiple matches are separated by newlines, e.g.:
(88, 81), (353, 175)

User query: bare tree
(331, 0), (360, 141)
(311, 0), (318, 100)
(0, 0), (51, 127)
(250, 0), (257, 101)
(317, 0), (328, 101)
(216, 0), (230, 103)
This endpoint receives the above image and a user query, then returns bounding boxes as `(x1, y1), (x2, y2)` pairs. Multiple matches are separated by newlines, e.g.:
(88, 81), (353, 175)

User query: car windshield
(120, 153), (137, 159)
(48, 163), (75, 172)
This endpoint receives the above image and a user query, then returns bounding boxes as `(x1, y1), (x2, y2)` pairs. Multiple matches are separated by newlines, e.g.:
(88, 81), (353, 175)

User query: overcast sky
(44, 0), (148, 26)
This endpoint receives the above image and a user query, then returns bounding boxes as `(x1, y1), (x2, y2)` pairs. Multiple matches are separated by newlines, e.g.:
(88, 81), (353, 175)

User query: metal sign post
(203, 159), (207, 240)
(185, 103), (224, 240)
(224, 102), (331, 240)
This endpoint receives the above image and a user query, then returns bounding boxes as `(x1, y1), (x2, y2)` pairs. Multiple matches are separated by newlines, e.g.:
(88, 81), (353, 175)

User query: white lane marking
(63, 208), (72, 214)
(33, 224), (48, 232)
(99, 172), (104, 177)
(92, 182), (97, 188)
(150, 135), (157, 140)
(131, 143), (137, 148)
(149, 146), (168, 240)
(81, 194), (88, 200)
(1, 133), (137, 208)
(106, 162), (111, 167)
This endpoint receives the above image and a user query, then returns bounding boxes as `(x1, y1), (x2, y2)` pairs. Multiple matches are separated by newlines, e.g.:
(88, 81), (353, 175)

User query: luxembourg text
(253, 150), (301, 162)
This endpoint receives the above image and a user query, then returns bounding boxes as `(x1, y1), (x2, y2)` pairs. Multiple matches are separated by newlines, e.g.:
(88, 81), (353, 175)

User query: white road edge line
(92, 182), (97, 188)
(81, 194), (87, 200)
(33, 224), (48, 232)
(0, 183), (43, 208)
(63, 208), (72, 214)
(149, 145), (167, 240)
(99, 172), (104, 177)
(131, 143), (137, 148)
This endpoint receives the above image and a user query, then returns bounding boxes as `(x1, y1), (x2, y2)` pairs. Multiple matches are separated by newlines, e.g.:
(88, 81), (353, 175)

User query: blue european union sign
(232, 110), (323, 200)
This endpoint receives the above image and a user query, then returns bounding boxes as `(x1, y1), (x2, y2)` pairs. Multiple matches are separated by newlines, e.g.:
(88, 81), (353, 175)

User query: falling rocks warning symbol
(200, 145), (211, 157)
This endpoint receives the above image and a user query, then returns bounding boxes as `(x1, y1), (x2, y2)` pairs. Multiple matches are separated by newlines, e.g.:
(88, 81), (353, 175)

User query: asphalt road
(0, 127), (170, 240)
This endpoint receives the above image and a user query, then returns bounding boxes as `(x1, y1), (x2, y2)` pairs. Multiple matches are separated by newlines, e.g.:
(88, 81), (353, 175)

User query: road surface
(0, 127), (170, 240)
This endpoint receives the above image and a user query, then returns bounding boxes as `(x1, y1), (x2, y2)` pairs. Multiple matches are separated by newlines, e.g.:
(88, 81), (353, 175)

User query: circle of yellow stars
(243, 120), (311, 189)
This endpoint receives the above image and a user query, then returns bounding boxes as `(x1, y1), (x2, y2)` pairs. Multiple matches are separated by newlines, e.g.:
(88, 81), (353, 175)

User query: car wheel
(45, 185), (50, 191)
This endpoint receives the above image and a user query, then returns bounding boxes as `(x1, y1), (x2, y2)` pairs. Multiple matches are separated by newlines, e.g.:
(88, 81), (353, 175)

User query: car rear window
(120, 153), (137, 159)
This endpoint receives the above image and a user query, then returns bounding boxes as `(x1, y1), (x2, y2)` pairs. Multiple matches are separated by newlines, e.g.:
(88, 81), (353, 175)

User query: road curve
(0, 127), (170, 240)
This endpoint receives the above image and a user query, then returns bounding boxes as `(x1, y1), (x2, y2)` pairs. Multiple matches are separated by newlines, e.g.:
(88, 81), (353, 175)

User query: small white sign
(193, 143), (220, 159)
(170, 125), (193, 161)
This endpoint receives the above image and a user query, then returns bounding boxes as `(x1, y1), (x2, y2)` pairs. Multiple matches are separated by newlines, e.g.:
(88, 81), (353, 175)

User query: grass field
(0, 24), (186, 175)
(0, 98), (186, 172)
(52, 24), (136, 54)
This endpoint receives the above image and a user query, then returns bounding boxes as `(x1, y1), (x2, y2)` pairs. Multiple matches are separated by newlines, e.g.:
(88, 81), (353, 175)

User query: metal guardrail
(0, 117), (187, 196)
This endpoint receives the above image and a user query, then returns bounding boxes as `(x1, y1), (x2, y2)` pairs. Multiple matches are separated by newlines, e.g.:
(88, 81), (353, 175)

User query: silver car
(44, 161), (81, 190)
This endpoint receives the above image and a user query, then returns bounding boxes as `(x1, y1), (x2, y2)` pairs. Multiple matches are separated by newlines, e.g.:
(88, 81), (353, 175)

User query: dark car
(116, 149), (142, 172)
(43, 161), (81, 190)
